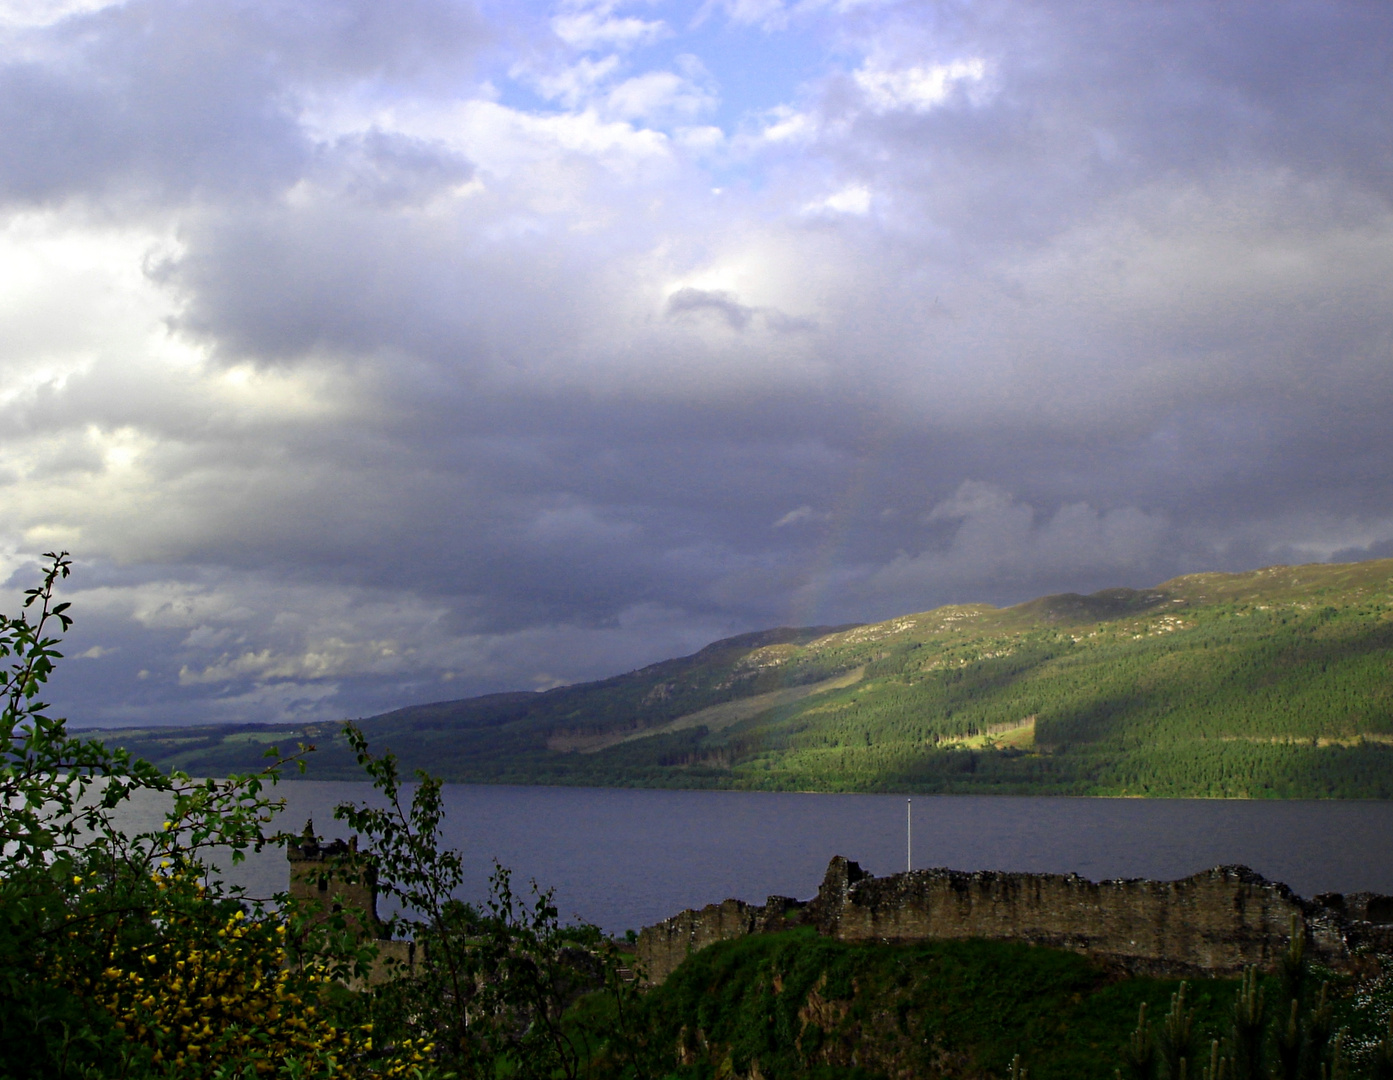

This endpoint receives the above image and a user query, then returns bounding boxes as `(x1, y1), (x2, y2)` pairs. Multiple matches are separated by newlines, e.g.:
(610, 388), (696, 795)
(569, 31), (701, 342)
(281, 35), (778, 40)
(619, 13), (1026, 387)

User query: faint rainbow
(782, 406), (897, 633)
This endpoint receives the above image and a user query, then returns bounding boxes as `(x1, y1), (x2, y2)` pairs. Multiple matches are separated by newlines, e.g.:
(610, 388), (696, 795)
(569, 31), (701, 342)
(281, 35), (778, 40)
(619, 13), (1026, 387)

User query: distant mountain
(103, 559), (1393, 797)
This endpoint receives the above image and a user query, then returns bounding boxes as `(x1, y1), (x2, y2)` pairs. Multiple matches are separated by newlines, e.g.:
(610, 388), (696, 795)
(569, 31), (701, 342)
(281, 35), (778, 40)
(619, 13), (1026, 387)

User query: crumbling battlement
(636, 856), (1393, 986)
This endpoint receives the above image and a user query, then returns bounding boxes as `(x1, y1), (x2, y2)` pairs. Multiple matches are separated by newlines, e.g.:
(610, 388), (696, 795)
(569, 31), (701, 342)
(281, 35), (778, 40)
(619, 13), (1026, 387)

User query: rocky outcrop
(635, 856), (1393, 986)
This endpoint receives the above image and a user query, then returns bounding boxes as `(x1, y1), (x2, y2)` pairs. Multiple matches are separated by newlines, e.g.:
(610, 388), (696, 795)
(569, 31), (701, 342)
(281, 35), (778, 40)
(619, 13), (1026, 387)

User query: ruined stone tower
(286, 820), (382, 935)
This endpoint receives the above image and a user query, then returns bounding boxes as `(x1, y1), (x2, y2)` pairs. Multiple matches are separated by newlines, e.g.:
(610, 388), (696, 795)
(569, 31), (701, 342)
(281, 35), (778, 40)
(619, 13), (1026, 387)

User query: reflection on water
(113, 783), (1393, 935)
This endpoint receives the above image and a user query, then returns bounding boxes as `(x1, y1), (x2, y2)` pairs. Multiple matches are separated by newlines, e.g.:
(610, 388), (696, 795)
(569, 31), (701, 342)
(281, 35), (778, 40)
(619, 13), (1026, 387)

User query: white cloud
(759, 106), (816, 144)
(0, 0), (120, 28)
(552, 1), (668, 52)
(873, 483), (1173, 599)
(520, 49), (717, 126)
(854, 58), (988, 113)
(0, 215), (195, 384)
(925, 480), (1013, 523)
(78, 575), (459, 686)
(773, 505), (816, 527)
(699, 0), (789, 30)
(804, 184), (871, 215)
(604, 69), (717, 122)
(673, 125), (724, 152)
(350, 98), (676, 184)
(186, 679), (343, 724)
(525, 55), (623, 109)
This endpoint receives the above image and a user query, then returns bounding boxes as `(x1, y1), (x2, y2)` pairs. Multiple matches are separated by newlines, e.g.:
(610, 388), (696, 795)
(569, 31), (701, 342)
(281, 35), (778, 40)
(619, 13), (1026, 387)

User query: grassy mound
(635, 930), (1240, 1080)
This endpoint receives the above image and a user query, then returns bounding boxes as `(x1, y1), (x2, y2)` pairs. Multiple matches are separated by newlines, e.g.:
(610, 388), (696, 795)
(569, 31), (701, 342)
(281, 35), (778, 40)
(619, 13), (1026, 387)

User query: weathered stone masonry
(287, 824), (414, 985)
(287, 830), (381, 934)
(636, 856), (1393, 986)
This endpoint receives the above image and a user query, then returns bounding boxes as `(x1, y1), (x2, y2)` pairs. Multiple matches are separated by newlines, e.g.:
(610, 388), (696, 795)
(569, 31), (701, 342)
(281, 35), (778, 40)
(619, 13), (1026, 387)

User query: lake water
(148, 783), (1393, 936)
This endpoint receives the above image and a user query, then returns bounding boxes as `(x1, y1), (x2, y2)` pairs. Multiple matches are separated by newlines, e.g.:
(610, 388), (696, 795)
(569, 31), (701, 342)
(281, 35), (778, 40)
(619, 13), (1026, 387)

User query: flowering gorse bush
(55, 869), (357, 1076)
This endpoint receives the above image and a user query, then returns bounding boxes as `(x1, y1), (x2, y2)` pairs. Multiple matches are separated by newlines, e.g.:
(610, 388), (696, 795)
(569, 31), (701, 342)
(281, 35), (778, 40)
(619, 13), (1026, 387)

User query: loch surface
(203, 784), (1393, 935)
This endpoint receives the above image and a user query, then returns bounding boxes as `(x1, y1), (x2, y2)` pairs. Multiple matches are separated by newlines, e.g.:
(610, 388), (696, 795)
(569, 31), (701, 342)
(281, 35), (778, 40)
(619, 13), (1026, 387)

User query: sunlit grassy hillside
(107, 559), (1393, 797)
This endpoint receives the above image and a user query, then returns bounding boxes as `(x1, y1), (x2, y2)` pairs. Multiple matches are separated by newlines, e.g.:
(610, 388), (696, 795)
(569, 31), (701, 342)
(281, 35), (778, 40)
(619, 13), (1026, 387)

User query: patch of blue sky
(649, 6), (832, 131)
(480, 0), (839, 137)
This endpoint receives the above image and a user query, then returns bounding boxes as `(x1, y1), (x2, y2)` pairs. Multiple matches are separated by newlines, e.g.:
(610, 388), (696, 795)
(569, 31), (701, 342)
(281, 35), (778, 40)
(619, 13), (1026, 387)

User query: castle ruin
(286, 823), (381, 934)
(636, 856), (1393, 986)
(286, 822), (413, 983)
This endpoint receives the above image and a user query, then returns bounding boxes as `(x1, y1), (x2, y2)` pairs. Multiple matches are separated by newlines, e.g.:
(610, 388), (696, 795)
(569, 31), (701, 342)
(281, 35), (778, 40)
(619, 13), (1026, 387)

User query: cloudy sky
(2, 0), (1391, 728)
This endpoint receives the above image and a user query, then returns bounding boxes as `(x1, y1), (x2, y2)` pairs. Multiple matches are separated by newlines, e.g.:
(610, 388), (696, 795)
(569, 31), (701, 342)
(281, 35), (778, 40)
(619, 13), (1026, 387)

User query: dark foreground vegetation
(627, 928), (1393, 1080)
(7, 554), (1393, 1078)
(109, 559), (1393, 798)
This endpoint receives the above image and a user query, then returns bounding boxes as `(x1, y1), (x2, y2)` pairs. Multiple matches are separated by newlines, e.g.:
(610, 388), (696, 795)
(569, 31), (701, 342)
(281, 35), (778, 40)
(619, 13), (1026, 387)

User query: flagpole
(906, 798), (912, 873)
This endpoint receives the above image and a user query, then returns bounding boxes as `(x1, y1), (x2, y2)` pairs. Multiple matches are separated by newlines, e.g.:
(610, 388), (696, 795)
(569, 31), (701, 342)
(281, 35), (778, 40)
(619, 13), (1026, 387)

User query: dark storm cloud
(3, 0), (1392, 725)
(0, 0), (487, 205)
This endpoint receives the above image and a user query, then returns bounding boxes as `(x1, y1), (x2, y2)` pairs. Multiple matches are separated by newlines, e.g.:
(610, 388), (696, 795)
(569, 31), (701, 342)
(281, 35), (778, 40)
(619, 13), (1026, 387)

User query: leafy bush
(328, 724), (645, 1078)
(0, 553), (404, 1077)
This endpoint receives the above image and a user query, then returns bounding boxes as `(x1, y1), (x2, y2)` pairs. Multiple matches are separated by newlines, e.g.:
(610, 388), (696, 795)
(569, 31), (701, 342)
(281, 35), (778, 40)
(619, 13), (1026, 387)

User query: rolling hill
(101, 558), (1393, 797)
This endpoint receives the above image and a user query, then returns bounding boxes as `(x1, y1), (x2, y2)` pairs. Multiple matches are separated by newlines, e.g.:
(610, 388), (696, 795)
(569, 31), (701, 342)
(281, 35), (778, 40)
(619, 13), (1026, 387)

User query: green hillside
(103, 558), (1393, 797)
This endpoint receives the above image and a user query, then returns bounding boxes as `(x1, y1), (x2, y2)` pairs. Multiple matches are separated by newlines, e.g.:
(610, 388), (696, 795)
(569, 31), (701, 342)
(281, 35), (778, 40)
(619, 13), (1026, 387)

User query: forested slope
(105, 559), (1393, 797)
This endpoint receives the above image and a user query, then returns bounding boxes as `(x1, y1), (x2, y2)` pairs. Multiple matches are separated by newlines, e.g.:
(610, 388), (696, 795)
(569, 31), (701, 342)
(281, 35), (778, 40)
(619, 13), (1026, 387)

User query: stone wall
(634, 895), (805, 985)
(636, 856), (1393, 986)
